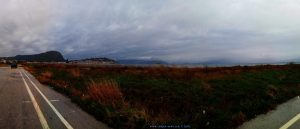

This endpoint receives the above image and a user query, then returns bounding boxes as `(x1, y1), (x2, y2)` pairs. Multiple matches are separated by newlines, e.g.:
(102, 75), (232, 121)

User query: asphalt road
(0, 67), (111, 129)
(238, 96), (300, 129)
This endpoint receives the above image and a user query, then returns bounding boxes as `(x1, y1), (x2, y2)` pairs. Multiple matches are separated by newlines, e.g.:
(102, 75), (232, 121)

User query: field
(0, 63), (8, 67)
(24, 63), (300, 129)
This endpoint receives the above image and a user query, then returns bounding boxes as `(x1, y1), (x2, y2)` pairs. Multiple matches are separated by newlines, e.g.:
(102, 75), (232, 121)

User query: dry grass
(87, 79), (124, 107)
(69, 68), (81, 77)
(23, 63), (300, 129)
(24, 66), (34, 73)
(41, 71), (52, 78)
(37, 71), (53, 83)
(0, 63), (8, 67)
(151, 110), (173, 124)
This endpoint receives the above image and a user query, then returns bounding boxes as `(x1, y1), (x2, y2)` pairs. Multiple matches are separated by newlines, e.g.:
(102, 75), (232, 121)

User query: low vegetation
(24, 63), (300, 129)
(0, 63), (8, 67)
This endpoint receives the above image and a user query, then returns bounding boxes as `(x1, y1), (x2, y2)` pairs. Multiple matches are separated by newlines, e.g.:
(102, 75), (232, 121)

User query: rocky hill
(14, 51), (65, 62)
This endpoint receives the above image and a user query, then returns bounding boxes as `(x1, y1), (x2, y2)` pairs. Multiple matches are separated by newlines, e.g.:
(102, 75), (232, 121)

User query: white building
(0, 59), (6, 63)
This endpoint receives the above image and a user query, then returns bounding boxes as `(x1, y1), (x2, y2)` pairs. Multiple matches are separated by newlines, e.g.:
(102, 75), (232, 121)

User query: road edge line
(279, 113), (300, 129)
(22, 70), (74, 129)
(19, 71), (50, 129)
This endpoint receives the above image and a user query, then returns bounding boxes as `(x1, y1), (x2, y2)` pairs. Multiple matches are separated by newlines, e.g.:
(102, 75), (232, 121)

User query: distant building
(0, 59), (7, 63)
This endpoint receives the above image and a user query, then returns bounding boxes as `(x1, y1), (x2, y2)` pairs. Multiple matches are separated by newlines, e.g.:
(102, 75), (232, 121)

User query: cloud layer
(0, 0), (300, 63)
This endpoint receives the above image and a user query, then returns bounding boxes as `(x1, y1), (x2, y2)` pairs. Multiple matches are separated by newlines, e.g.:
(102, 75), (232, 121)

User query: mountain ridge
(14, 51), (65, 62)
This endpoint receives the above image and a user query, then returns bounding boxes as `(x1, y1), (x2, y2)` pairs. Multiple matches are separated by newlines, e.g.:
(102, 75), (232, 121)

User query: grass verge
(24, 63), (300, 129)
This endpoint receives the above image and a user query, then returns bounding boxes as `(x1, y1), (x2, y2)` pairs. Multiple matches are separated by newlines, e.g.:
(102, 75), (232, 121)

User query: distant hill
(117, 59), (167, 65)
(14, 51), (65, 62)
(69, 57), (116, 64)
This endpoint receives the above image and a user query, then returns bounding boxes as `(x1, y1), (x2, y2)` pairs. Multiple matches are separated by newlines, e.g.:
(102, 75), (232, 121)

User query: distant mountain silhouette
(69, 57), (116, 64)
(117, 59), (167, 65)
(14, 51), (65, 62)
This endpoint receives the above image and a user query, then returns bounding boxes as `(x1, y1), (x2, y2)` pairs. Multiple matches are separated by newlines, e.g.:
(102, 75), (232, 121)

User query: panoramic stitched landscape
(21, 63), (300, 129)
(1, 0), (300, 129)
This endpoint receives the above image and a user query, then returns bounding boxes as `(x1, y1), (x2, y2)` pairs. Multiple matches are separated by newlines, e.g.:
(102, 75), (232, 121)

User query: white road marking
(19, 71), (50, 129)
(22, 70), (74, 129)
(279, 113), (300, 129)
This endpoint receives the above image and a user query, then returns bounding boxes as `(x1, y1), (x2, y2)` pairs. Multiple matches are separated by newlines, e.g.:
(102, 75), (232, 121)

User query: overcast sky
(0, 0), (300, 63)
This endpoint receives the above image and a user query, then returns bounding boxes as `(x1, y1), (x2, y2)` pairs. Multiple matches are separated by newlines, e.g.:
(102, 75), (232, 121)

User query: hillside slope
(14, 51), (65, 62)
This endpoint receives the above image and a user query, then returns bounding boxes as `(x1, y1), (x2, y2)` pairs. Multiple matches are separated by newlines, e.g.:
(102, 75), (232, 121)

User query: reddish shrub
(41, 71), (52, 78)
(231, 112), (246, 126)
(87, 79), (124, 107)
(69, 68), (81, 77)
(37, 71), (52, 83)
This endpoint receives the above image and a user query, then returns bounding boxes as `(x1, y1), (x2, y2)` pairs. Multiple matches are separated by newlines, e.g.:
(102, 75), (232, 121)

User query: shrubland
(24, 63), (300, 129)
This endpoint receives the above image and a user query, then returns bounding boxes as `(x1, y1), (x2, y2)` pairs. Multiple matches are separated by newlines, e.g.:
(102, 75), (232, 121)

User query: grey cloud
(0, 0), (300, 63)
